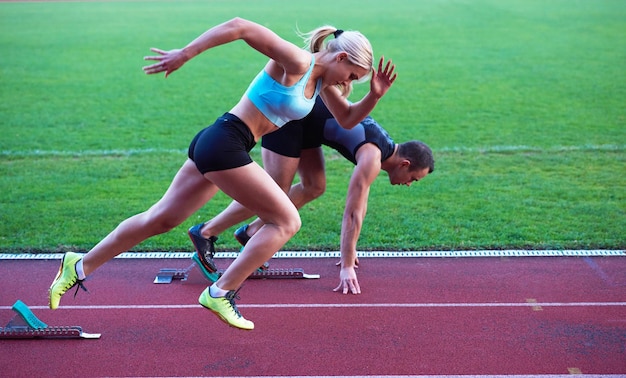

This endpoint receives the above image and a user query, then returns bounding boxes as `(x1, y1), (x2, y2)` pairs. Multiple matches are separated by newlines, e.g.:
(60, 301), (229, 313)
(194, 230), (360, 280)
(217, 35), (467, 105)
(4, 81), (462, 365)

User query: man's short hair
(398, 141), (435, 173)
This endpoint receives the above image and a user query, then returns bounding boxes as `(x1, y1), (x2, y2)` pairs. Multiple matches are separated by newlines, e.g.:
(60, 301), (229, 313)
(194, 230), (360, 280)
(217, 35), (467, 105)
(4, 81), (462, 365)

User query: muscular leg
(199, 201), (256, 238)
(82, 159), (219, 275)
(291, 147), (326, 208)
(201, 148), (300, 237)
(205, 160), (301, 290)
(246, 147), (325, 237)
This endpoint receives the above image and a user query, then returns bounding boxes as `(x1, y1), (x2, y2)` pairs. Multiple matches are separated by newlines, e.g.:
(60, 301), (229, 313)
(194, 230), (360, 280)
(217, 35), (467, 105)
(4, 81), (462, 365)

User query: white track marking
(1, 302), (624, 311)
(0, 250), (624, 260)
(150, 376), (625, 378)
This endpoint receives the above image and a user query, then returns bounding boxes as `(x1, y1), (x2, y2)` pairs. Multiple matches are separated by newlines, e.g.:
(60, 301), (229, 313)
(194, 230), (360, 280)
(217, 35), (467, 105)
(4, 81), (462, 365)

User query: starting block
(0, 300), (101, 339)
(154, 261), (320, 284)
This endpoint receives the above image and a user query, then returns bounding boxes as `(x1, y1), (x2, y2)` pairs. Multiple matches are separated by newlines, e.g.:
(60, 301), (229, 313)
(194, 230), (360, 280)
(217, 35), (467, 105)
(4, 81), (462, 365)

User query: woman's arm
(321, 56), (397, 129)
(143, 17), (310, 78)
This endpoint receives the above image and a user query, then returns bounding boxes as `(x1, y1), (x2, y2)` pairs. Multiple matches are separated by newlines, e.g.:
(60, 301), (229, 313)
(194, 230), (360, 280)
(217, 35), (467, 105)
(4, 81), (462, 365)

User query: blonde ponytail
(298, 25), (374, 97)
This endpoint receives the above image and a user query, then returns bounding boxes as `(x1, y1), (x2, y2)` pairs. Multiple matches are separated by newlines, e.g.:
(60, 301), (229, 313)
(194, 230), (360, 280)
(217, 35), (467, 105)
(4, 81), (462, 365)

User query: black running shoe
(188, 223), (218, 277)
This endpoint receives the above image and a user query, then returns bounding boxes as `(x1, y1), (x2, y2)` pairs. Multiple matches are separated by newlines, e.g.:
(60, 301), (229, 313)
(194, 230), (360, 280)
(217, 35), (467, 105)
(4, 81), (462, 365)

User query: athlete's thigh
(149, 159), (220, 221)
(262, 148), (300, 193)
(205, 162), (298, 225)
(297, 147), (326, 187)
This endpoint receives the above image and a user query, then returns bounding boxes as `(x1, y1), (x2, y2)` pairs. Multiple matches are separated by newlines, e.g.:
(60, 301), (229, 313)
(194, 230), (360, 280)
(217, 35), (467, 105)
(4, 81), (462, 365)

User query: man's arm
(334, 144), (382, 294)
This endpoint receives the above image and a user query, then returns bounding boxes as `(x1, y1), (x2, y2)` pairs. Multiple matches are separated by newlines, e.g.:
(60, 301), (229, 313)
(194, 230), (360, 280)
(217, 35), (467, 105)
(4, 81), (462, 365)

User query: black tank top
(303, 98), (396, 164)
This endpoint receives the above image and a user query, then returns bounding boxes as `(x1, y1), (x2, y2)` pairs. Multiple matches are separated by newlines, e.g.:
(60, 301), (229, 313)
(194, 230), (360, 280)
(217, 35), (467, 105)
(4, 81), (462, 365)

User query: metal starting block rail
(0, 300), (101, 339)
(154, 262), (320, 284)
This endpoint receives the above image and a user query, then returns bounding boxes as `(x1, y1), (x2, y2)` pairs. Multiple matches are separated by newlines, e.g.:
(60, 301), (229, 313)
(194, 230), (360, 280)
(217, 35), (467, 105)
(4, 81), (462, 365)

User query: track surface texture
(0, 256), (624, 377)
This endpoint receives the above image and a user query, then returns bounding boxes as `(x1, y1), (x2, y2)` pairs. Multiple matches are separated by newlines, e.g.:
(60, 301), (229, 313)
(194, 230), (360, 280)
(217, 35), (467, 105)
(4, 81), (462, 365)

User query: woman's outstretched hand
(142, 48), (188, 78)
(369, 56), (397, 99)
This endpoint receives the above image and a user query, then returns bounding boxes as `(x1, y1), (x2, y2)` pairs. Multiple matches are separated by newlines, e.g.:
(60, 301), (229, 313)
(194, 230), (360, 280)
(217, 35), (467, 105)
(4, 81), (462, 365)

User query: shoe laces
(224, 288), (243, 317)
(73, 279), (89, 298)
(190, 224), (218, 259)
(206, 236), (218, 259)
(62, 276), (88, 298)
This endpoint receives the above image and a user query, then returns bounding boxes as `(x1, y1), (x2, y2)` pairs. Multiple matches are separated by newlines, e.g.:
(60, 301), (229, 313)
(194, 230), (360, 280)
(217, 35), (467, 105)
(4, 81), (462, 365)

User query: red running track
(0, 255), (625, 377)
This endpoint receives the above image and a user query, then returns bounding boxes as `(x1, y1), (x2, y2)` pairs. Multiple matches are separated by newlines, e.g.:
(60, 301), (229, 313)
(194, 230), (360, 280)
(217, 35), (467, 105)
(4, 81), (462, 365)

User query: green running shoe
(198, 287), (254, 330)
(49, 252), (88, 310)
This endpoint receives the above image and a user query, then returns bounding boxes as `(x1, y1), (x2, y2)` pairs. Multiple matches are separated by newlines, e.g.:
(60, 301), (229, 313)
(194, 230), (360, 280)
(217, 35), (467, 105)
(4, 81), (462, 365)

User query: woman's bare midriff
(229, 98), (280, 141)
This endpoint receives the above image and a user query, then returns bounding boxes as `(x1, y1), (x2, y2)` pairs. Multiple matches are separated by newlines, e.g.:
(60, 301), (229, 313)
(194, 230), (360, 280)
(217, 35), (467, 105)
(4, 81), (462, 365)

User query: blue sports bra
(244, 55), (322, 127)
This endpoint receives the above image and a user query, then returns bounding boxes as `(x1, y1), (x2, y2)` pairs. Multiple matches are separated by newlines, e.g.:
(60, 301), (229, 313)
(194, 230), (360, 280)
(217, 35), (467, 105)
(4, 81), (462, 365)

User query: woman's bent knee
(278, 210), (301, 238)
(288, 214), (302, 236)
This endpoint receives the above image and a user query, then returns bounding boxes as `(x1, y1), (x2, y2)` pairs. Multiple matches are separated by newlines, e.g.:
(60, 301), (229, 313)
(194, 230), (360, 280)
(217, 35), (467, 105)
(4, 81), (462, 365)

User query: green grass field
(1, 0), (624, 253)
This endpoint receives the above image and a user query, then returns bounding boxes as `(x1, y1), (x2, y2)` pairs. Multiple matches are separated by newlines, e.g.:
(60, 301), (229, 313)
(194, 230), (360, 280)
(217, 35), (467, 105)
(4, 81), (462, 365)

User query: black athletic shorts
(261, 120), (323, 158)
(188, 113), (256, 173)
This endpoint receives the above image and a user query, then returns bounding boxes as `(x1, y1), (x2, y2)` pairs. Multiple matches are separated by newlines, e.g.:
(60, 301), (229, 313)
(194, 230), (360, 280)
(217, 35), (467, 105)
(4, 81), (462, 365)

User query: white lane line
(1, 250), (624, 260)
(196, 376), (626, 378)
(163, 376), (626, 378)
(1, 302), (624, 311)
